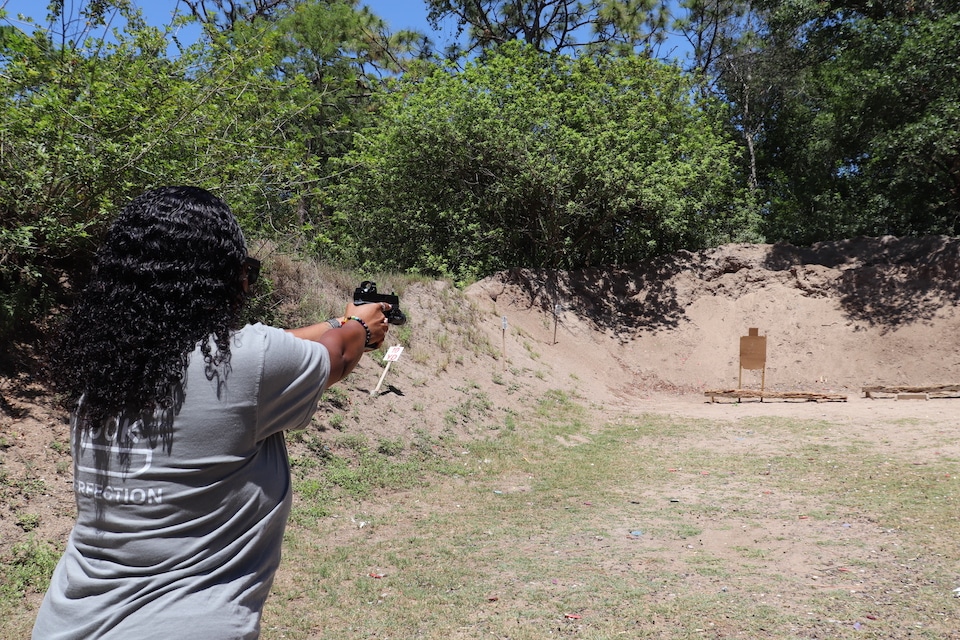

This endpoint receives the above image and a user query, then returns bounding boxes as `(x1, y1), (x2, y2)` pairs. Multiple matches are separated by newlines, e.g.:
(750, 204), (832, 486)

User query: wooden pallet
(862, 385), (960, 400)
(704, 389), (848, 403)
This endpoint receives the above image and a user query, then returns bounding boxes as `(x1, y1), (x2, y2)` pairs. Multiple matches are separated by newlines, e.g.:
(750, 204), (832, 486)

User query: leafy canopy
(736, 0), (960, 242)
(328, 42), (754, 283)
(0, 0), (373, 343)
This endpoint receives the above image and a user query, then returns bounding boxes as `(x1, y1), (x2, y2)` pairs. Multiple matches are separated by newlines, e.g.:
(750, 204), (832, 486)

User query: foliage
(0, 0), (379, 343)
(275, 0), (430, 77)
(265, 0), (432, 245)
(673, 0), (776, 194)
(742, 0), (960, 243)
(3, 0), (957, 353)
(668, 0), (960, 244)
(327, 42), (754, 283)
(0, 536), (59, 599)
(673, 0), (754, 81)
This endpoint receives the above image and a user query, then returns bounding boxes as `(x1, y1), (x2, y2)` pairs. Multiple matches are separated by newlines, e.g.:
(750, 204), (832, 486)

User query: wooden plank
(704, 389), (847, 402)
(862, 384), (960, 394)
(862, 384), (960, 399)
(897, 393), (929, 401)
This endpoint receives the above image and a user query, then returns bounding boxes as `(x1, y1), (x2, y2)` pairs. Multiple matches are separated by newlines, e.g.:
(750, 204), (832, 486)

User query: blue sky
(2, 1), (450, 42)
(1, 0), (466, 62)
(2, 1), (686, 60)
(362, 0), (442, 33)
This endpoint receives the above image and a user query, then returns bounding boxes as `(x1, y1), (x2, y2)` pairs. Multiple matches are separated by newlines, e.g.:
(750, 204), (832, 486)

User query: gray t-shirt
(33, 324), (330, 640)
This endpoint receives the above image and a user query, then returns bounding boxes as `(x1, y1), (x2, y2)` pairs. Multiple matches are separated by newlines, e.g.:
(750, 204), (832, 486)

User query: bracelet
(346, 315), (372, 347)
(326, 317), (342, 329)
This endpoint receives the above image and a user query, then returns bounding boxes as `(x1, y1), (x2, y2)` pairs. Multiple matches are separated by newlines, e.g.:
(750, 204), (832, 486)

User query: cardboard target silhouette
(739, 328), (767, 392)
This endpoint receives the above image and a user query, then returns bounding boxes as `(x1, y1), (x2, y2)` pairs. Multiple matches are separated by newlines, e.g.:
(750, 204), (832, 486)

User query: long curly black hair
(51, 186), (248, 433)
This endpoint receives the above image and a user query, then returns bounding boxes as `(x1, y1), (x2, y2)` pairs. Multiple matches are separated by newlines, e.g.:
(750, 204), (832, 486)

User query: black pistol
(353, 281), (407, 325)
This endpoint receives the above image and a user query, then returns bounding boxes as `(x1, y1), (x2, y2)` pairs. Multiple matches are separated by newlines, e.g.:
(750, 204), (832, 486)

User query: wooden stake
(371, 346), (404, 396)
(371, 361), (392, 396)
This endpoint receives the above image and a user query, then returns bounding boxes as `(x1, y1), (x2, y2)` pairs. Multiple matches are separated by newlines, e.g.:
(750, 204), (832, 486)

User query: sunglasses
(243, 256), (261, 285)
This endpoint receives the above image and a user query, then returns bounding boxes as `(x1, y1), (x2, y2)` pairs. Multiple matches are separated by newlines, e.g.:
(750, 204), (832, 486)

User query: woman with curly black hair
(33, 186), (390, 640)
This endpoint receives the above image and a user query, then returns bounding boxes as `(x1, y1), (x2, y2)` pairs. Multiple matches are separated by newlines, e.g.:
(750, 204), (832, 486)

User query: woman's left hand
(345, 302), (390, 349)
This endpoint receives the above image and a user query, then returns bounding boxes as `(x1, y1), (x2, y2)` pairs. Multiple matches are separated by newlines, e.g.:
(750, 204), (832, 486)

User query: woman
(33, 186), (390, 639)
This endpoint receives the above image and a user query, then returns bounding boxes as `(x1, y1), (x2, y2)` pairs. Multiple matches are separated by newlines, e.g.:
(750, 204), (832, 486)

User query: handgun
(353, 281), (407, 325)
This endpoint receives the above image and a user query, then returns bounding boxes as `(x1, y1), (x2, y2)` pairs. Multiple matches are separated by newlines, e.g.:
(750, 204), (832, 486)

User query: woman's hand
(345, 302), (390, 350)
(285, 300), (392, 386)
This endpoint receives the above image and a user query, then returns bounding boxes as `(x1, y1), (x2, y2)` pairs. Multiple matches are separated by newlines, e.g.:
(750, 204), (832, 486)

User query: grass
(5, 395), (959, 639)
(260, 397), (960, 639)
(0, 536), (60, 626)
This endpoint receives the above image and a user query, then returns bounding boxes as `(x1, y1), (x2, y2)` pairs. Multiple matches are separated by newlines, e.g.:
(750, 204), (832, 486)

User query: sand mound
(465, 235), (960, 400)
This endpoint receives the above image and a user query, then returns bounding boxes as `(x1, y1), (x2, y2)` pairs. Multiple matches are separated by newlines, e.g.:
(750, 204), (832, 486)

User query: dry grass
(259, 397), (960, 639)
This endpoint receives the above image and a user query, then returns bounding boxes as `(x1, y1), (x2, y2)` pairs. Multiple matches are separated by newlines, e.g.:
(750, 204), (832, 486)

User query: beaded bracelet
(346, 315), (372, 347)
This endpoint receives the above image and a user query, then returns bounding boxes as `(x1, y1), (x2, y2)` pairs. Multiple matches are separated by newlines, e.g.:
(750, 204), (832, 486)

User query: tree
(183, 0), (291, 32)
(0, 1), (325, 343)
(425, 0), (670, 57)
(327, 42), (754, 283)
(672, 0), (777, 194)
(674, 0), (752, 81)
(750, 0), (960, 242)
